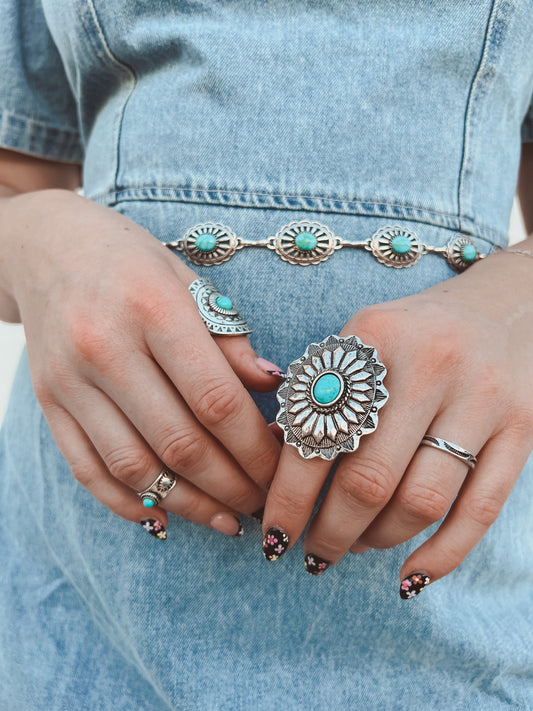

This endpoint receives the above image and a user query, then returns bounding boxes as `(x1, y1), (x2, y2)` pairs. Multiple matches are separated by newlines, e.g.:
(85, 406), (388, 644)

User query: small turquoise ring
(138, 468), (177, 508)
(276, 335), (389, 460)
(188, 277), (252, 335)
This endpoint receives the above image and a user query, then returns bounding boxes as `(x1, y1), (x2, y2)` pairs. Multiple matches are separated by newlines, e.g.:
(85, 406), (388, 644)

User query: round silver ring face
(276, 335), (389, 460)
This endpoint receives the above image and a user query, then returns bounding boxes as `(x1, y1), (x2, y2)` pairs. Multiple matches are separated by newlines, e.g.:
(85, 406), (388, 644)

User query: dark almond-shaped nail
(255, 358), (284, 377)
(400, 573), (431, 599)
(304, 553), (330, 576)
(251, 507), (264, 523)
(262, 526), (289, 561)
(140, 519), (167, 540)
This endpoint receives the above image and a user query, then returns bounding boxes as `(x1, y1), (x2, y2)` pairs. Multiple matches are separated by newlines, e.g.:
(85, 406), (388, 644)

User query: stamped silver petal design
(276, 334), (389, 460)
(188, 278), (252, 335)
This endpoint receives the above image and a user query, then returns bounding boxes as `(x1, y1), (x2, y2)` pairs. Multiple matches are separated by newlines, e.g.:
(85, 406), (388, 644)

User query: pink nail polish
(210, 513), (243, 537)
(256, 357), (284, 376)
(349, 542), (370, 554)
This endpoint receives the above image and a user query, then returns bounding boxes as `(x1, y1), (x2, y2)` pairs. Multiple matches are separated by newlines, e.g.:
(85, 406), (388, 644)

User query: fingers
(213, 334), (284, 393)
(262, 367), (441, 562)
(141, 288), (281, 490)
(43, 402), (246, 538)
(55, 372), (266, 517)
(398, 432), (531, 597)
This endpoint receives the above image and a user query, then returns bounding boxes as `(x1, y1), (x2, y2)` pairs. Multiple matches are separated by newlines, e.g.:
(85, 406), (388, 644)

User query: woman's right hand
(1, 188), (282, 537)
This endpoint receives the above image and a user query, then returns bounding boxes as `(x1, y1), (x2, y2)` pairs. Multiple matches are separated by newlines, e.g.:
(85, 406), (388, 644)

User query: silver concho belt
(163, 221), (490, 271)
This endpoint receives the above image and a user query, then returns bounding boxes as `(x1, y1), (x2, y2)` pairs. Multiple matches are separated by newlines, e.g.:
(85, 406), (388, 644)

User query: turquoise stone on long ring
(195, 233), (217, 252)
(390, 235), (411, 254)
(295, 232), (318, 251)
(142, 498), (156, 508)
(461, 244), (477, 262)
(313, 373), (343, 405)
(215, 295), (233, 310)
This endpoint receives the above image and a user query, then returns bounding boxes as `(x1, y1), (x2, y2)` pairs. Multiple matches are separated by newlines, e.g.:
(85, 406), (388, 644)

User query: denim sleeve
(522, 94), (533, 142)
(0, 0), (82, 162)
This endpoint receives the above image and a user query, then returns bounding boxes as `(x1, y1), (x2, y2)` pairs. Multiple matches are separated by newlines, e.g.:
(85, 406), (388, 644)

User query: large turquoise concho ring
(276, 335), (389, 460)
(188, 277), (252, 335)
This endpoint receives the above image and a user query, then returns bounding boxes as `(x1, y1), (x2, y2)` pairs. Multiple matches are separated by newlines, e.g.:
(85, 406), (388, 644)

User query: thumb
(214, 335), (284, 392)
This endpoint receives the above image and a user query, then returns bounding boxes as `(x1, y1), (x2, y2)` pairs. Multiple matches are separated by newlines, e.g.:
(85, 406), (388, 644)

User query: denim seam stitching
(457, 0), (499, 232)
(90, 186), (505, 245)
(0, 108), (81, 136)
(84, 0), (137, 196)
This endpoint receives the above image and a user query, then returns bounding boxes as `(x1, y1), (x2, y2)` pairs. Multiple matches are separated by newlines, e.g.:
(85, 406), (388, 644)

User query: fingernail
(262, 526), (289, 561)
(251, 507), (264, 523)
(268, 421), (284, 444)
(140, 519), (167, 540)
(400, 573), (431, 599)
(256, 357), (284, 377)
(304, 553), (330, 576)
(349, 542), (370, 554)
(210, 513), (244, 537)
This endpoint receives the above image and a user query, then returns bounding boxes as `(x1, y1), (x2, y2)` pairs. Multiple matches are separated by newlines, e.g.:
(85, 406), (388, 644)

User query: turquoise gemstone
(195, 233), (217, 252)
(313, 373), (342, 405)
(461, 244), (477, 262)
(215, 295), (233, 310)
(295, 232), (317, 251)
(390, 235), (411, 254)
(142, 498), (155, 508)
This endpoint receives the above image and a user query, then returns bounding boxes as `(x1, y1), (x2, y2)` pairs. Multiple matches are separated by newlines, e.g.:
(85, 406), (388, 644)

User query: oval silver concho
(276, 335), (389, 460)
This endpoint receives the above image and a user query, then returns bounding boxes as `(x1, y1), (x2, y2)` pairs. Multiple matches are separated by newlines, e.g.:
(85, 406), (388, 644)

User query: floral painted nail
(262, 527), (289, 561)
(400, 573), (430, 599)
(251, 507), (264, 524)
(304, 553), (330, 576)
(140, 519), (167, 540)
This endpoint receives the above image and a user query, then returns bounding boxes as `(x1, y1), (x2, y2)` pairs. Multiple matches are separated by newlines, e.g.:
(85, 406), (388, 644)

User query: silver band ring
(188, 277), (252, 335)
(420, 436), (477, 469)
(138, 468), (177, 508)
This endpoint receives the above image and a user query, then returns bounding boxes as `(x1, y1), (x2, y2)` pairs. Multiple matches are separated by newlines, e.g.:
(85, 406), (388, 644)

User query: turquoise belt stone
(276, 335), (389, 460)
(164, 220), (491, 272)
(188, 277), (252, 335)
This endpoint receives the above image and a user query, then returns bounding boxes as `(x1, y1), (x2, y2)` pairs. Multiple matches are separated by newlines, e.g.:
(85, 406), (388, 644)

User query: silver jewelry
(164, 220), (489, 272)
(188, 277), (252, 335)
(138, 468), (177, 507)
(497, 248), (533, 260)
(420, 436), (477, 469)
(276, 334), (389, 460)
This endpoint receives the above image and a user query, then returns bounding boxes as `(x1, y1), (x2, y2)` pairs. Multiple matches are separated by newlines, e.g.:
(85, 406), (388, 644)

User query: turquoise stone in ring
(390, 235), (412, 254)
(461, 244), (477, 262)
(313, 372), (343, 405)
(215, 295), (233, 310)
(142, 498), (156, 508)
(195, 233), (217, 252)
(295, 232), (318, 251)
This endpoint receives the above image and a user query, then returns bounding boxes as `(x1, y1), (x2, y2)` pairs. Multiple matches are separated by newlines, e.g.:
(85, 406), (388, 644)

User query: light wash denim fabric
(1, 1), (533, 709)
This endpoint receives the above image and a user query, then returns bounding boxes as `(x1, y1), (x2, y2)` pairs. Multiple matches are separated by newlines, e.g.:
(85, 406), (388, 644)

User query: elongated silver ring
(188, 277), (252, 335)
(420, 436), (477, 469)
(138, 468), (177, 508)
(276, 334), (389, 460)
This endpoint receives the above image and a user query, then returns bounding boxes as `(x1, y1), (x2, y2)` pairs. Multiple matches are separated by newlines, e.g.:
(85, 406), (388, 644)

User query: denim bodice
(2, 1), (533, 248)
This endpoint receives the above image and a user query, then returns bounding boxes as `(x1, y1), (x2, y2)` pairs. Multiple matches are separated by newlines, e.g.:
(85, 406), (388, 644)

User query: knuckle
(337, 457), (394, 509)
(267, 486), (311, 522)
(70, 462), (99, 490)
(397, 482), (451, 525)
(464, 493), (502, 529)
(350, 307), (397, 350)
(158, 425), (206, 472)
(69, 317), (111, 365)
(105, 446), (154, 487)
(195, 378), (244, 426)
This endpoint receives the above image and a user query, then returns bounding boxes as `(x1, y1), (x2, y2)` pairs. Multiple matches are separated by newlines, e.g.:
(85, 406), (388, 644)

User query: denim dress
(1, 1), (533, 709)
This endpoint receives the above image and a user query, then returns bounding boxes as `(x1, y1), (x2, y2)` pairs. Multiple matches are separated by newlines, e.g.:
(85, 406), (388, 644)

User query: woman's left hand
(262, 240), (533, 593)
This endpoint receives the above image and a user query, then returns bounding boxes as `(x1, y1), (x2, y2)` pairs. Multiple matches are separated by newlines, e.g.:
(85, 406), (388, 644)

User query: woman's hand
(262, 242), (533, 592)
(1, 188), (281, 537)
